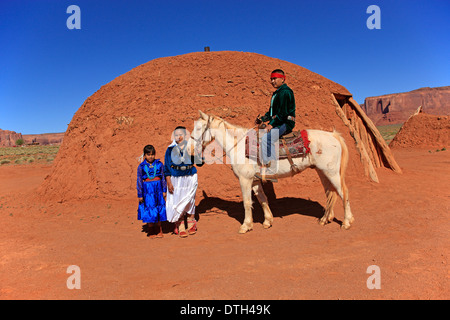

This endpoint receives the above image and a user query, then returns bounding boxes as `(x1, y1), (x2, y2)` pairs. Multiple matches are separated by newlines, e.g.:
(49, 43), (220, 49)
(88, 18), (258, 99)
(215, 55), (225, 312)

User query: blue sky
(1, 0), (449, 134)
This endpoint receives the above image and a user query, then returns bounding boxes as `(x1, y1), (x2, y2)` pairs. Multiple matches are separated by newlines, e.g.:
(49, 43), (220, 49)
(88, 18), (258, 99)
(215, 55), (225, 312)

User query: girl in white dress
(164, 126), (204, 237)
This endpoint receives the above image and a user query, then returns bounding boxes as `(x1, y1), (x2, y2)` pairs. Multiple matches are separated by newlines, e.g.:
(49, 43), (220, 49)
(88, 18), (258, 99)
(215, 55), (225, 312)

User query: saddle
(245, 129), (311, 165)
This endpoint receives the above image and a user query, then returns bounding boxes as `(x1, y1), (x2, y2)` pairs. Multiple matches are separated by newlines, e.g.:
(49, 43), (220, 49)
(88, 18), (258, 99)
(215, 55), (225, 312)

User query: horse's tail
(333, 130), (349, 203)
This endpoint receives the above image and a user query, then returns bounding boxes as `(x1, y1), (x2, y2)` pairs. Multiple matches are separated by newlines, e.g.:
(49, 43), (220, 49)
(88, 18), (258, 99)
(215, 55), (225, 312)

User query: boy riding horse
(255, 69), (296, 181)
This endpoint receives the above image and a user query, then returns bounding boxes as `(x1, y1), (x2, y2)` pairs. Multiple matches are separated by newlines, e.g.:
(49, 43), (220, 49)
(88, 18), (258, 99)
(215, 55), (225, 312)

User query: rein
(192, 115), (259, 165)
(190, 115), (212, 147)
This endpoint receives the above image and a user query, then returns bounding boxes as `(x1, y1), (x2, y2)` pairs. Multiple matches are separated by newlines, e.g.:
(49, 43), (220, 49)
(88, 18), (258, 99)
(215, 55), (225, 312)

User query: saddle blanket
(245, 129), (311, 161)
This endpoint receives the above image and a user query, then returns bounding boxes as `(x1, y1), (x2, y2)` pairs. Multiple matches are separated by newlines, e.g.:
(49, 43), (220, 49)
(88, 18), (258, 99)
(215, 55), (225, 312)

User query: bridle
(190, 114), (261, 165)
(190, 115), (214, 151)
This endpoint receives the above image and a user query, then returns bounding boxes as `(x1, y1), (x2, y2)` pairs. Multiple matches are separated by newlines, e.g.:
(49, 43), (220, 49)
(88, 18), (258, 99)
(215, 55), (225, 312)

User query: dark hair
(143, 145), (155, 155)
(174, 126), (187, 134)
(272, 69), (285, 75)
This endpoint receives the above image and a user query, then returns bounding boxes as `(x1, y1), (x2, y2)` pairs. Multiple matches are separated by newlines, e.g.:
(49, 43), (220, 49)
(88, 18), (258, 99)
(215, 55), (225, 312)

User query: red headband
(270, 72), (286, 79)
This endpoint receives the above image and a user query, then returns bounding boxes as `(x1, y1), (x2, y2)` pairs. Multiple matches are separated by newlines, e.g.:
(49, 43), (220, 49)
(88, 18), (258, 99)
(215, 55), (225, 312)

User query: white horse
(191, 110), (354, 233)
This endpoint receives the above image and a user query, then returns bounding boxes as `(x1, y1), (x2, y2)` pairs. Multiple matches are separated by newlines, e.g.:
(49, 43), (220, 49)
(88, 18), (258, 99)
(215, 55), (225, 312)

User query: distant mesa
(361, 86), (450, 126)
(0, 129), (64, 147)
(22, 132), (65, 146)
(0, 129), (22, 147)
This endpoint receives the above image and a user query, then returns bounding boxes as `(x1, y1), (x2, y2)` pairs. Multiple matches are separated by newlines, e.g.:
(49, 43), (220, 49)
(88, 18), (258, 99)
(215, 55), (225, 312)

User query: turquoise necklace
(144, 161), (157, 180)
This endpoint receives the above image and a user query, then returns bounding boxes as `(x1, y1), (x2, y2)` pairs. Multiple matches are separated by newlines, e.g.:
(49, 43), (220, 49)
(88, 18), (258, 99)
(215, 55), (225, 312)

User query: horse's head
(191, 110), (216, 152)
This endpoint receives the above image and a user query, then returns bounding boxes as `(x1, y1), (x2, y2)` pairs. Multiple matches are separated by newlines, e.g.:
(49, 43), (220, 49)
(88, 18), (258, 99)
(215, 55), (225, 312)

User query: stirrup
(254, 172), (278, 183)
(255, 165), (278, 182)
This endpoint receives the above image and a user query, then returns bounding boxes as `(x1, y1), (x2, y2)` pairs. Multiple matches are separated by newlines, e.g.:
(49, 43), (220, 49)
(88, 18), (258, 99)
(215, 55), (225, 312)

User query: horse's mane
(208, 114), (247, 131)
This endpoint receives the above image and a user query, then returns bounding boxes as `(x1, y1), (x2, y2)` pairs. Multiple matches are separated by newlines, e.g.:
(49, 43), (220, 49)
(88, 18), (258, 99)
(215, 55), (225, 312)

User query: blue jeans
(261, 124), (287, 165)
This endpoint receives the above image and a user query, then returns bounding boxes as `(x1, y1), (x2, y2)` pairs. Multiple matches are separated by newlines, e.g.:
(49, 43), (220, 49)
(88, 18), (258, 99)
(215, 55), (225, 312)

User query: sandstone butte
(362, 86), (450, 126)
(0, 129), (23, 147)
(0, 129), (64, 146)
(36, 51), (404, 202)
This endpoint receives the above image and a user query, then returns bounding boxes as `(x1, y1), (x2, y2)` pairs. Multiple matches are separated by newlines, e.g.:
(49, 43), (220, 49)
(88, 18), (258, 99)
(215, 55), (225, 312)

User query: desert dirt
(0, 147), (448, 300)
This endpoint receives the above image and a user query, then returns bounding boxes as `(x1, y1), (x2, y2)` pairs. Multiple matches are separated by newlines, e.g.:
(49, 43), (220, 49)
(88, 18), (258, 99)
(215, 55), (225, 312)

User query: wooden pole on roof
(332, 94), (379, 182)
(347, 97), (402, 174)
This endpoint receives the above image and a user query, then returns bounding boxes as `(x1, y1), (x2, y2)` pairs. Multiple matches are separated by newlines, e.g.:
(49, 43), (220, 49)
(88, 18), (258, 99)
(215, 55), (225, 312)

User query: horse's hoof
(340, 223), (351, 230)
(263, 222), (272, 229)
(238, 225), (252, 234)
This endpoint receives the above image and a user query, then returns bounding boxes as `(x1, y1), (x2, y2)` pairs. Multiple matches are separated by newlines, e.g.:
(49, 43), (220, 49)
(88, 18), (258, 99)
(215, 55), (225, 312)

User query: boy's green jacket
(260, 83), (296, 133)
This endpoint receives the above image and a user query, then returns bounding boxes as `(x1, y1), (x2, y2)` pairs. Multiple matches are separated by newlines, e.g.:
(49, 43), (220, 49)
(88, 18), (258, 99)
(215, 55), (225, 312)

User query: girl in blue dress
(137, 145), (167, 238)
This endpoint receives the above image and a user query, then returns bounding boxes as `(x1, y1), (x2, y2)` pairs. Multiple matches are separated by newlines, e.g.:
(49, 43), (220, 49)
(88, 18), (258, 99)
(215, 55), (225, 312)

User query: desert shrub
(376, 123), (403, 143)
(0, 145), (60, 165)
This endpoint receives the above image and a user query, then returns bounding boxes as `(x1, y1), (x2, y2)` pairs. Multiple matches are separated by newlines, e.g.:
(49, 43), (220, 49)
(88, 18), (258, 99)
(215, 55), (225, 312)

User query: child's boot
(187, 219), (197, 235)
(178, 220), (188, 238)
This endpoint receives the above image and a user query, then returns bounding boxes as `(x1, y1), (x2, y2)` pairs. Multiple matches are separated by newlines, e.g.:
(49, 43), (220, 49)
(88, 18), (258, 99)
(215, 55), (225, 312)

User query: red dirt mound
(37, 51), (370, 202)
(390, 113), (450, 149)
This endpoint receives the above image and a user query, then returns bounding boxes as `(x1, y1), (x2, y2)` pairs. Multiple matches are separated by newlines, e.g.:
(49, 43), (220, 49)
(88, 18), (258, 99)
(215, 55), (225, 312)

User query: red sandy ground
(0, 147), (448, 300)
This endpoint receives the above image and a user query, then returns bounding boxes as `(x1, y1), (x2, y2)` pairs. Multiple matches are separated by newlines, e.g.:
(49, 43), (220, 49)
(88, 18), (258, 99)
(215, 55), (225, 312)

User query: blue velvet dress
(136, 159), (167, 223)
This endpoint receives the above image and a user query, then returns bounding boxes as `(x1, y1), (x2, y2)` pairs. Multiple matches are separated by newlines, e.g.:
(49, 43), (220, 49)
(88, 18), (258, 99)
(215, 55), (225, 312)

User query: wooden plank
(348, 97), (402, 174)
(332, 95), (379, 182)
